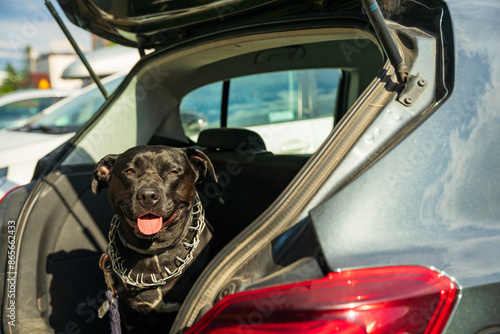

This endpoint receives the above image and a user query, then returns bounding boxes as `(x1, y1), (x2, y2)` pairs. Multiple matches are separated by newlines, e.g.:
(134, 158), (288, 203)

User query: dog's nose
(136, 188), (160, 207)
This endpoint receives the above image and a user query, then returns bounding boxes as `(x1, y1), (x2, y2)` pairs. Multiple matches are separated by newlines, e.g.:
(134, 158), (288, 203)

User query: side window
(227, 71), (299, 127)
(180, 69), (341, 154)
(180, 82), (222, 138)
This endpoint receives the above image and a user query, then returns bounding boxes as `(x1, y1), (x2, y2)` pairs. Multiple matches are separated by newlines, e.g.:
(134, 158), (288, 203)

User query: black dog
(91, 145), (217, 333)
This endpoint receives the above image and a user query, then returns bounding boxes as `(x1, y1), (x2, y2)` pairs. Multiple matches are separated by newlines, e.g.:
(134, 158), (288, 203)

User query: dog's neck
(106, 195), (207, 289)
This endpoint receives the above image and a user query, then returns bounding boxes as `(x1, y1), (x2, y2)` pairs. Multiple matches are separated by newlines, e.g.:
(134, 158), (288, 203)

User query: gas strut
(361, 0), (409, 84)
(45, 0), (109, 99)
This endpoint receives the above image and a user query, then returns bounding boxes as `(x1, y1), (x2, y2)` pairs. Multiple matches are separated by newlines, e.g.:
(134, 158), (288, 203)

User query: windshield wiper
(21, 124), (69, 134)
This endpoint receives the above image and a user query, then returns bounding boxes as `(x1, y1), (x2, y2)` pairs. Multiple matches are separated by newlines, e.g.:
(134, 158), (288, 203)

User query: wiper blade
(23, 125), (68, 134)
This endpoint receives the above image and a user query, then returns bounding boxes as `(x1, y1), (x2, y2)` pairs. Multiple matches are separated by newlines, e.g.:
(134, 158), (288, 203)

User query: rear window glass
(180, 69), (341, 154)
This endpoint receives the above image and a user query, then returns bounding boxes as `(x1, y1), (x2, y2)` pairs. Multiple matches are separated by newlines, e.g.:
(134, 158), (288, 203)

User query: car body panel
(312, 0), (500, 289)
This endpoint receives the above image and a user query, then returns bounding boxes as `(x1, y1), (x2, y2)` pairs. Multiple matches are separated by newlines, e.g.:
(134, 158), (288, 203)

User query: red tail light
(0, 185), (24, 204)
(185, 266), (458, 334)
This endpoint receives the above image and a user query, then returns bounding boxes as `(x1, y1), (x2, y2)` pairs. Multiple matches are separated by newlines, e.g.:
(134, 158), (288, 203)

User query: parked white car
(0, 72), (126, 198)
(62, 45), (140, 80)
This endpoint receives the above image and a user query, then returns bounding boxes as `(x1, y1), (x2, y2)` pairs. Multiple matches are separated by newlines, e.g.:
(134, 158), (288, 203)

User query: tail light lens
(0, 185), (23, 204)
(185, 266), (458, 334)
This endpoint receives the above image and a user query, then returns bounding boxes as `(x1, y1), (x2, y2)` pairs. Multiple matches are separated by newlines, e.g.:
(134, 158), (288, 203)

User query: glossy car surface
(1, 0), (500, 333)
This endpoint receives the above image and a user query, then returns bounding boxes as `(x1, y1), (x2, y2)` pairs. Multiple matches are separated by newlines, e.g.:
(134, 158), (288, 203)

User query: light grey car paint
(312, 0), (500, 289)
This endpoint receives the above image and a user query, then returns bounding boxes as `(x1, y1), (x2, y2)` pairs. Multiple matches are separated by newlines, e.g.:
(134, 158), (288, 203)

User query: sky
(0, 0), (92, 73)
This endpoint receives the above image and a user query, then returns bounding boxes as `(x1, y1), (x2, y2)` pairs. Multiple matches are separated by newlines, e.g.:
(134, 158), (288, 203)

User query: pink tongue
(137, 214), (163, 235)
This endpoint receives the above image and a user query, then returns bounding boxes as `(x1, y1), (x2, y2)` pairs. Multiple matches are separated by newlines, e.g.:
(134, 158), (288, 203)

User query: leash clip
(99, 253), (116, 294)
(99, 253), (117, 318)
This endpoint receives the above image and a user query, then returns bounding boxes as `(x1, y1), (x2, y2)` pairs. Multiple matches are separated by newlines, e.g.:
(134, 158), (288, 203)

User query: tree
(0, 63), (24, 95)
(0, 45), (33, 95)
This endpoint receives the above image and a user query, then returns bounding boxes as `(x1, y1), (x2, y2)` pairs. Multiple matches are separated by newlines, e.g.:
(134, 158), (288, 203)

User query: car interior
(17, 24), (385, 332)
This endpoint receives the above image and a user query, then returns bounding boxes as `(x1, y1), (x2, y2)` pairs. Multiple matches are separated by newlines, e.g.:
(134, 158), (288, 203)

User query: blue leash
(106, 289), (121, 334)
(99, 253), (122, 333)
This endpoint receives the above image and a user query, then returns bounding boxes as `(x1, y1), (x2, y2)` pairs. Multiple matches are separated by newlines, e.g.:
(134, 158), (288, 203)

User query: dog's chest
(116, 258), (185, 317)
(115, 235), (210, 316)
(124, 285), (182, 315)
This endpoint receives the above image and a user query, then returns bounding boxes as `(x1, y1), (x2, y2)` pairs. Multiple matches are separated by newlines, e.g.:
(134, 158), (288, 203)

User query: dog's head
(92, 145), (215, 243)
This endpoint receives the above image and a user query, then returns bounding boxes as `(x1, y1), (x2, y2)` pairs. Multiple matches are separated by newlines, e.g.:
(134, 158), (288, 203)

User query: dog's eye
(170, 170), (180, 175)
(125, 168), (136, 174)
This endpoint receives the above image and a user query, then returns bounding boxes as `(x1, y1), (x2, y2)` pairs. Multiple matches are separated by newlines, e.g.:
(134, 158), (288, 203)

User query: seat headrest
(198, 128), (266, 151)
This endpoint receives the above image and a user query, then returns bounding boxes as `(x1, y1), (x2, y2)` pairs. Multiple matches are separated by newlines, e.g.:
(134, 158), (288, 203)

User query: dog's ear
(91, 154), (119, 196)
(185, 148), (217, 183)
